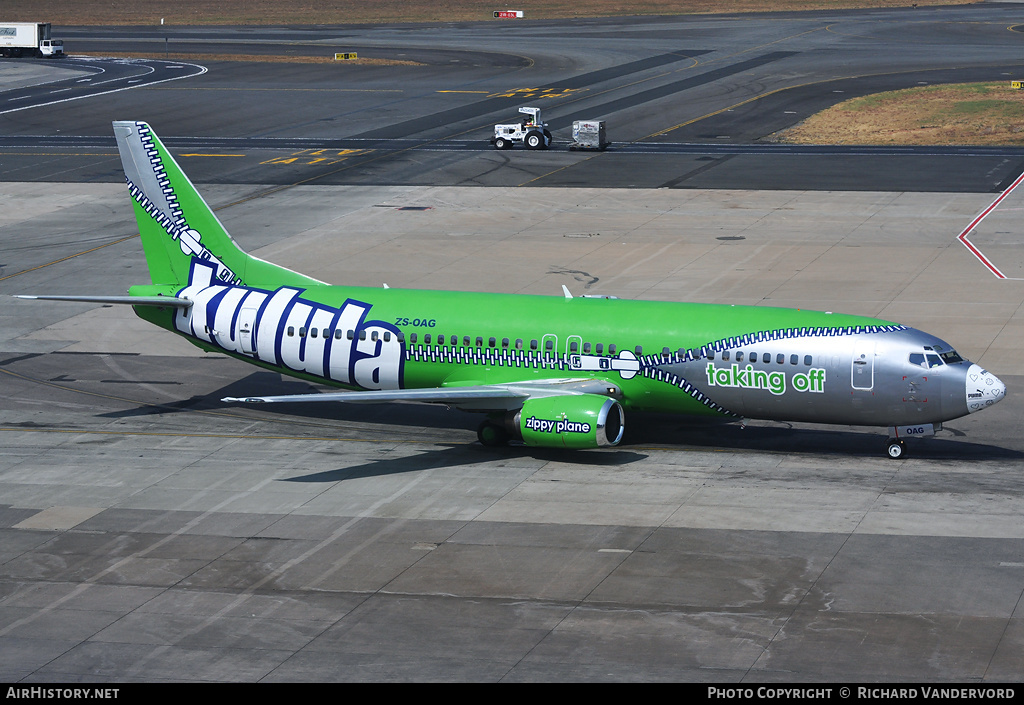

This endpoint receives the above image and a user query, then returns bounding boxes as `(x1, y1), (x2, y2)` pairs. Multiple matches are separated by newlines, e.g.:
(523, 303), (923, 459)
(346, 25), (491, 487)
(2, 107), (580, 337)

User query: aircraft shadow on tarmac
(96, 371), (1021, 463)
(283, 445), (652, 483)
(96, 371), (458, 426)
(119, 375), (1015, 467)
(626, 412), (1024, 461)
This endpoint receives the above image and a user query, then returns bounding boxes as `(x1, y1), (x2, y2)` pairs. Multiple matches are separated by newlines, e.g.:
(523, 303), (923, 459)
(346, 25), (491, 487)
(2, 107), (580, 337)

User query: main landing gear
(477, 420), (509, 447)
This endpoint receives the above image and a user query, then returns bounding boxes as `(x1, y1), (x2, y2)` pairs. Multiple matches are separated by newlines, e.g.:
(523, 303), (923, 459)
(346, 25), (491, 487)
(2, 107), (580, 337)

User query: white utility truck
(0, 22), (64, 58)
(491, 107), (552, 149)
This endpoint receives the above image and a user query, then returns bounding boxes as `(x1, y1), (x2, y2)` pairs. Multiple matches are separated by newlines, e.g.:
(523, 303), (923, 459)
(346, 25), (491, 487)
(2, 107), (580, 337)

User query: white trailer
(569, 120), (610, 151)
(0, 22), (64, 58)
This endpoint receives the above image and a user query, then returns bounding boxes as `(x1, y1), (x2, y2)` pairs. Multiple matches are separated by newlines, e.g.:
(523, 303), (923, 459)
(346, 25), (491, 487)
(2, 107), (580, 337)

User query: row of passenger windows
(708, 349), (814, 366)
(283, 327), (648, 355)
(285, 327), (394, 342)
(281, 326), (822, 365)
(213, 323), (962, 370)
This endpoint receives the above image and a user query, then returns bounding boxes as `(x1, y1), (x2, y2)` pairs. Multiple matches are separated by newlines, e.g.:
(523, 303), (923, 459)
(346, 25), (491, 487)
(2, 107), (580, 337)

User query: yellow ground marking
(0, 234), (139, 283)
(260, 148), (371, 166)
(487, 87), (581, 99)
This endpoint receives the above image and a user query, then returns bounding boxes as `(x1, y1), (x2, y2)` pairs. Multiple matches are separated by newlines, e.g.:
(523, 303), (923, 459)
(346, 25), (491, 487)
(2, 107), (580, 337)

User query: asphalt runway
(4, 5), (1024, 191)
(1, 5), (1023, 683)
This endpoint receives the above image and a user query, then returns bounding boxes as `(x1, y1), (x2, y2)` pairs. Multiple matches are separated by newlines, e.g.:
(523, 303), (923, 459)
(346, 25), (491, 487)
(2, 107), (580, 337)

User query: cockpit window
(940, 350), (964, 364)
(911, 351), (948, 368)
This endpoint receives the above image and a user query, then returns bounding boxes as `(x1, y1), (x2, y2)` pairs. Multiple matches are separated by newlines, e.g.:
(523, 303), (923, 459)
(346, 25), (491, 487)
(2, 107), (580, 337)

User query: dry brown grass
(776, 82), (1024, 146)
(2, 0), (975, 26)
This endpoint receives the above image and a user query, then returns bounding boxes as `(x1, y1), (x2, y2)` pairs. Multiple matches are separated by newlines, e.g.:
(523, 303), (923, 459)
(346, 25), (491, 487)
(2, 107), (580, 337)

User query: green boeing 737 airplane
(17, 122), (1007, 458)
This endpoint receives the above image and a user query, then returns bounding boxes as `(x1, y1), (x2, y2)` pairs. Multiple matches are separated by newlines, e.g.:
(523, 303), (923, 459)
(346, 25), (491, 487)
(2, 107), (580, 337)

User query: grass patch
(775, 82), (1024, 146)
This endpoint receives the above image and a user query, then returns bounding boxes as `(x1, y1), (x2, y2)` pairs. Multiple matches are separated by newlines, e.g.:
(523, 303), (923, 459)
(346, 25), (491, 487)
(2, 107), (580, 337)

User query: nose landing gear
(886, 438), (906, 459)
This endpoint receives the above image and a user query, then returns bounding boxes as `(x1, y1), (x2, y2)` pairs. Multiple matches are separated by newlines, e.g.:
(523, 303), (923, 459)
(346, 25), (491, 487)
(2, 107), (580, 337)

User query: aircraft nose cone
(965, 364), (1006, 414)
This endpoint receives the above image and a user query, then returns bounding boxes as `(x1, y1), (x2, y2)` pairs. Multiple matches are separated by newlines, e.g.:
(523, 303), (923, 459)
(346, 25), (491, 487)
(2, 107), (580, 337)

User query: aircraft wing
(223, 378), (621, 411)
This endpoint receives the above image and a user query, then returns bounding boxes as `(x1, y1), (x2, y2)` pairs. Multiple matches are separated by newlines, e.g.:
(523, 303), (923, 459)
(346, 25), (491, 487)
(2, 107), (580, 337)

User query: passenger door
(851, 341), (874, 390)
(237, 305), (259, 355)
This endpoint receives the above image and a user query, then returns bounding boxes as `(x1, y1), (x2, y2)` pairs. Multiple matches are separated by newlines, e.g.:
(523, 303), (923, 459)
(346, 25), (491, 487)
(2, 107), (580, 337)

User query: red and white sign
(493, 11), (524, 18)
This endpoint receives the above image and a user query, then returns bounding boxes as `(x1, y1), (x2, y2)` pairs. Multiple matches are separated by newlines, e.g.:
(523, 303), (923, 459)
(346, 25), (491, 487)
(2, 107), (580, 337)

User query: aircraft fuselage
(133, 259), (1005, 430)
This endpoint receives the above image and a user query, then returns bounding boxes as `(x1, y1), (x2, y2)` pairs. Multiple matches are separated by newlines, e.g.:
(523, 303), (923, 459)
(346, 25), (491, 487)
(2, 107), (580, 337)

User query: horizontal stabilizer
(14, 295), (193, 308)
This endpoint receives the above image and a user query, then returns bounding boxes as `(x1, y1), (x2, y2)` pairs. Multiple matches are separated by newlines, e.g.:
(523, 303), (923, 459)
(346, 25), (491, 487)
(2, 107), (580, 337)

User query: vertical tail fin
(113, 121), (320, 289)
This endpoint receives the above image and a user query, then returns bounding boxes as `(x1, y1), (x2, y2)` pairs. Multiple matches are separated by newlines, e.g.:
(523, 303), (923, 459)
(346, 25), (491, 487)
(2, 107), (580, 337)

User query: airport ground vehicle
(0, 22), (63, 58)
(491, 107), (552, 149)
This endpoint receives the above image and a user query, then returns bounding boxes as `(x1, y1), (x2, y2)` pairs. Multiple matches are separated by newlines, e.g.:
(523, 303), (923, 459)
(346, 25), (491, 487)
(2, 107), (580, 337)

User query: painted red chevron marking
(957, 171), (1024, 279)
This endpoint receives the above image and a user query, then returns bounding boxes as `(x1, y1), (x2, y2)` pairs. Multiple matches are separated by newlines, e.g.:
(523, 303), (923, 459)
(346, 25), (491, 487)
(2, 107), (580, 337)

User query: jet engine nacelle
(511, 394), (625, 449)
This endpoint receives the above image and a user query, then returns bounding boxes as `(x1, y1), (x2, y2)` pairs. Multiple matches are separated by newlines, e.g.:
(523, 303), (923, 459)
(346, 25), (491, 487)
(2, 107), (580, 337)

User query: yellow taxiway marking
(487, 87), (581, 99)
(0, 234), (139, 283)
(260, 148), (371, 167)
(436, 87), (583, 98)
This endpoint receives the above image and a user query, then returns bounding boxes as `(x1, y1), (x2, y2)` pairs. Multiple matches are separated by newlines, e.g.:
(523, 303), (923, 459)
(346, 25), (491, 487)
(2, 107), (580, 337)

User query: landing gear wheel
(525, 131), (544, 149)
(477, 421), (509, 447)
(494, 137), (508, 150)
(886, 439), (905, 459)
